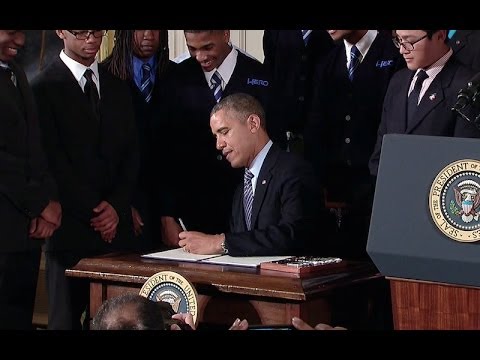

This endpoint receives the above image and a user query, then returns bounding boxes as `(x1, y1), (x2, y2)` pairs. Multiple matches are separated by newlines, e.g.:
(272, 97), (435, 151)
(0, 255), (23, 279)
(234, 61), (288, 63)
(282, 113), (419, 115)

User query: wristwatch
(220, 235), (228, 254)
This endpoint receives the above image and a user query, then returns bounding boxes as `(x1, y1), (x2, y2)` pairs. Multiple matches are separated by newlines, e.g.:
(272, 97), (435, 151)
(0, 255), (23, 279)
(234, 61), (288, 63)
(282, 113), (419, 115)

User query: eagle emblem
(454, 180), (480, 223)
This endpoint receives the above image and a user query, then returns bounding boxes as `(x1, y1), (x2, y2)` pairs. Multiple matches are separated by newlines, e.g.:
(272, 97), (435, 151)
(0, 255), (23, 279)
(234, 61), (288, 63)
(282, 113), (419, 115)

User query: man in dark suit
(178, 93), (329, 256)
(160, 30), (271, 248)
(103, 30), (176, 252)
(304, 30), (404, 260)
(31, 29), (139, 330)
(370, 30), (480, 176)
(448, 30), (480, 72)
(0, 30), (62, 330)
(263, 30), (334, 152)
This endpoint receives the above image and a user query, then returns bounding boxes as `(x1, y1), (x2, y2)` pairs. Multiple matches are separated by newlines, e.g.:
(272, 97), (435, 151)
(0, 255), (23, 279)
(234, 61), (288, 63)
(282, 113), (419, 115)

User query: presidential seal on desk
(429, 159), (480, 243)
(139, 271), (199, 323)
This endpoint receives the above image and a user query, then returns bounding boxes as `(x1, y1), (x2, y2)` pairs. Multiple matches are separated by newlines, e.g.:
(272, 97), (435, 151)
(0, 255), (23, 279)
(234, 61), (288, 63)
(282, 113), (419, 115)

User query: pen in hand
(178, 218), (187, 231)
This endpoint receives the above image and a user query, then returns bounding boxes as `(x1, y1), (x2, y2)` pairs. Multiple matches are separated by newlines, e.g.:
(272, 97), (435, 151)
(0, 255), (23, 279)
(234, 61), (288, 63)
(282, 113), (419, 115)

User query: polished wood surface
(67, 252), (382, 328)
(390, 278), (480, 329)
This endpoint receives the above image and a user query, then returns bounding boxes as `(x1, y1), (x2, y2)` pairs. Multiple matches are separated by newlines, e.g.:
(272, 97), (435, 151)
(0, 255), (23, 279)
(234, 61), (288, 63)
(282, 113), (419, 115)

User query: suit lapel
(249, 144), (279, 229)
(405, 61), (455, 133)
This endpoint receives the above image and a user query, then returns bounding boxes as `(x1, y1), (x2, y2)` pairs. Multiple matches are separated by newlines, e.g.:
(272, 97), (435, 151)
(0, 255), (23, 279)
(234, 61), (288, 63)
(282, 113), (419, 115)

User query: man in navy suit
(160, 30), (271, 249)
(31, 30), (139, 330)
(178, 93), (329, 256)
(370, 30), (480, 176)
(263, 30), (334, 152)
(0, 30), (62, 329)
(304, 30), (404, 260)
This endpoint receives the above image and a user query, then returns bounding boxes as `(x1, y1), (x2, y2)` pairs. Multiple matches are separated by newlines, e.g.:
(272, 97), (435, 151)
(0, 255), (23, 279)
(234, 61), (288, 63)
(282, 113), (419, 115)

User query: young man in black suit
(263, 30), (334, 152)
(160, 30), (270, 249)
(0, 30), (62, 330)
(31, 29), (139, 330)
(178, 93), (329, 256)
(369, 30), (480, 176)
(304, 30), (404, 260)
(103, 30), (176, 252)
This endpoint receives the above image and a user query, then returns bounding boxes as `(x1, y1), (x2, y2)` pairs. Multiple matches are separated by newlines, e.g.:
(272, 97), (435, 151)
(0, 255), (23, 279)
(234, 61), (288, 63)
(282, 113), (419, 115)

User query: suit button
(345, 115), (351, 121)
(217, 155), (223, 161)
(298, 96), (305, 102)
(345, 138), (351, 144)
(456, 40), (461, 45)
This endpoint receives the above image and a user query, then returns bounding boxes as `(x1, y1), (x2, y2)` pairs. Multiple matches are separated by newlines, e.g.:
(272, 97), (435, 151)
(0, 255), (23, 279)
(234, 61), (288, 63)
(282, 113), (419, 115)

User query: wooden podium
(367, 135), (480, 330)
(389, 278), (480, 330)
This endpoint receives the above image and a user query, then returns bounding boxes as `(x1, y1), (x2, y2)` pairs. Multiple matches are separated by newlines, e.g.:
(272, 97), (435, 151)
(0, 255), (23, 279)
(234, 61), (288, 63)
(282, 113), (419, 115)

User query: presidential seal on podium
(139, 271), (199, 324)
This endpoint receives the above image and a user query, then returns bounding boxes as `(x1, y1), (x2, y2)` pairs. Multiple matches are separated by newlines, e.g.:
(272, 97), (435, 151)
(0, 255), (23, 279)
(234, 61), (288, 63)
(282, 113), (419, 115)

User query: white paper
(141, 248), (220, 262)
(202, 255), (292, 268)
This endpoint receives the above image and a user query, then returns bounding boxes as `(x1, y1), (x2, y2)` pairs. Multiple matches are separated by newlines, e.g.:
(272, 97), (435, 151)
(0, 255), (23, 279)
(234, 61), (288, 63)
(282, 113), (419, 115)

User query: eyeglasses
(67, 30), (107, 40)
(393, 33), (428, 51)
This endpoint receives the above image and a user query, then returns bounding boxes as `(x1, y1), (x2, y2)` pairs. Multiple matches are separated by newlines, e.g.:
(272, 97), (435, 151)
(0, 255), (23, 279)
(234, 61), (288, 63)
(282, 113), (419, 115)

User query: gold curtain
(98, 30), (115, 62)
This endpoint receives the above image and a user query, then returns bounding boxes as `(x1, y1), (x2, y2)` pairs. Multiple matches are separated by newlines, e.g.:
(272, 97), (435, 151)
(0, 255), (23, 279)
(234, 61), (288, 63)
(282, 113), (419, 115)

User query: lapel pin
(262, 180), (267, 185)
(429, 93), (436, 101)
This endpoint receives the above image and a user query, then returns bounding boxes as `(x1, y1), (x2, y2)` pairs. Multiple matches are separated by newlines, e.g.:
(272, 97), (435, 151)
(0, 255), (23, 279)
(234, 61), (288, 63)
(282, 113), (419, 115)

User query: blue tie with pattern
(210, 71), (223, 103)
(301, 30), (311, 46)
(141, 63), (153, 103)
(243, 169), (254, 230)
(348, 45), (361, 81)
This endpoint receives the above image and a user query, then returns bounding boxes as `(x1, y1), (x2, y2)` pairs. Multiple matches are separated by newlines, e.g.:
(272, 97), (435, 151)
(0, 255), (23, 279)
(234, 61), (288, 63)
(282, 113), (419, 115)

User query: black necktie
(83, 69), (100, 119)
(407, 70), (429, 124)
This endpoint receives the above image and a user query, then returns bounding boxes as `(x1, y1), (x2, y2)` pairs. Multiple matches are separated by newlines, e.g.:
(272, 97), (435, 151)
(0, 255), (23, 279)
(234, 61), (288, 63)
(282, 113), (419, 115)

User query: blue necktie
(210, 71), (223, 103)
(141, 63), (153, 103)
(243, 169), (254, 230)
(407, 70), (429, 124)
(301, 30), (311, 46)
(348, 45), (361, 81)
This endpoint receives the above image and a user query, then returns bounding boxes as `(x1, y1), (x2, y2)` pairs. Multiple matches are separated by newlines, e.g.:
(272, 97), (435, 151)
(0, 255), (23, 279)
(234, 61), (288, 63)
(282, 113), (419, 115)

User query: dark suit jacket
(31, 58), (139, 252)
(0, 61), (57, 252)
(226, 144), (329, 256)
(263, 30), (334, 142)
(162, 51), (270, 234)
(304, 31), (404, 206)
(124, 60), (177, 250)
(369, 56), (480, 176)
(449, 30), (480, 72)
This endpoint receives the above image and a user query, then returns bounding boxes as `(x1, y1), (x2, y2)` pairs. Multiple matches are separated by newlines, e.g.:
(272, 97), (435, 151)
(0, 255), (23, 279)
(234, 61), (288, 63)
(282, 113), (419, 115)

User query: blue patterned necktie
(348, 45), (361, 81)
(210, 71), (223, 103)
(407, 70), (429, 124)
(0, 63), (16, 87)
(301, 30), (311, 46)
(243, 169), (254, 230)
(141, 63), (153, 103)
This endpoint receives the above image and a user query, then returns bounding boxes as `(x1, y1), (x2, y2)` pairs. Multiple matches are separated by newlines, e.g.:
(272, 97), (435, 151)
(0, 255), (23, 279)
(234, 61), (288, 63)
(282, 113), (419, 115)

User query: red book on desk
(260, 256), (346, 275)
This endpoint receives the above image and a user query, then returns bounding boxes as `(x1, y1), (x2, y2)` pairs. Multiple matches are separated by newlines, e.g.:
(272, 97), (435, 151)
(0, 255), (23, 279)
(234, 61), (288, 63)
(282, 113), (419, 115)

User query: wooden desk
(66, 253), (383, 328)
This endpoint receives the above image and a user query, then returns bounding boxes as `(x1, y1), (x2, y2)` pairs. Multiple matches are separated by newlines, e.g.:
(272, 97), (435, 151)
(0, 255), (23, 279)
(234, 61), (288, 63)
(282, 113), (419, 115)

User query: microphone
(452, 72), (480, 112)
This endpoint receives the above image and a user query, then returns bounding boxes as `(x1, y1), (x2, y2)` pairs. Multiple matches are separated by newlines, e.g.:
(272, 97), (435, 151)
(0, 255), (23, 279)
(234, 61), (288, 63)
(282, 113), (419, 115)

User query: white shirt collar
(204, 47), (238, 87)
(60, 50), (100, 93)
(344, 30), (378, 65)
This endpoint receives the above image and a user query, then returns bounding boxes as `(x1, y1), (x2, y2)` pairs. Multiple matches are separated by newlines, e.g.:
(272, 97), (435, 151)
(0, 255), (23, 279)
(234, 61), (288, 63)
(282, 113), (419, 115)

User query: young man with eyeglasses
(31, 30), (139, 330)
(369, 30), (480, 176)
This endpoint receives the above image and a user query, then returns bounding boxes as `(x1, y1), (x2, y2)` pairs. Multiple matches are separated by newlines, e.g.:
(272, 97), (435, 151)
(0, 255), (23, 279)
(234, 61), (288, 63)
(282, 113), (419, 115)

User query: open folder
(141, 248), (291, 268)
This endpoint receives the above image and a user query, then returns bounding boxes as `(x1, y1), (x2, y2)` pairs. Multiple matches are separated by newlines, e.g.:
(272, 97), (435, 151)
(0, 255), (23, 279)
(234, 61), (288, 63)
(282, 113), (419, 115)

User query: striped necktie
(243, 169), (254, 230)
(141, 63), (153, 103)
(348, 45), (361, 81)
(301, 30), (312, 46)
(0, 63), (17, 87)
(210, 71), (223, 103)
